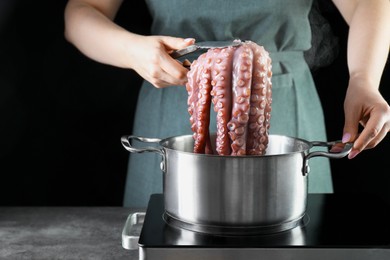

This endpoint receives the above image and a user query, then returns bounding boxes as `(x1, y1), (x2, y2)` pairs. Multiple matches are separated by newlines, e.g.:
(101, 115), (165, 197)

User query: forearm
(334, 0), (390, 88)
(64, 0), (140, 69)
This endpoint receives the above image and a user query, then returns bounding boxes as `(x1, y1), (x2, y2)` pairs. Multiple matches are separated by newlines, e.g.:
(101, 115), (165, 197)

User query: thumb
(160, 36), (195, 51)
(342, 109), (362, 159)
(342, 111), (360, 144)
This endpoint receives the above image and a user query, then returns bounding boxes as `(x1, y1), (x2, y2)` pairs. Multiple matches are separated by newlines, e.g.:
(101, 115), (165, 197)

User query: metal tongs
(170, 39), (243, 59)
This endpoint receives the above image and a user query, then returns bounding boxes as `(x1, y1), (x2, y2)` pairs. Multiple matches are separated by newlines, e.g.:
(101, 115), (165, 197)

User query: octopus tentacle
(186, 59), (201, 143)
(210, 47), (235, 155)
(186, 41), (272, 156)
(188, 52), (213, 154)
(246, 42), (273, 155)
(227, 45), (253, 155)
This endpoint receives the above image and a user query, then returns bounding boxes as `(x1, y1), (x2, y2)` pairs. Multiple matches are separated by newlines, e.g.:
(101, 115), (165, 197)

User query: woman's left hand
(342, 76), (390, 159)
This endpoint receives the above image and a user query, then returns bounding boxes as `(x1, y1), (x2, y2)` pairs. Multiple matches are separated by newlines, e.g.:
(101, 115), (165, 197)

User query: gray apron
(123, 0), (332, 207)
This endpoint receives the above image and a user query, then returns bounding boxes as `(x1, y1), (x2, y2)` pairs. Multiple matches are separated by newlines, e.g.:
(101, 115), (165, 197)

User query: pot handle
(303, 140), (353, 176)
(121, 135), (166, 172)
(121, 135), (164, 155)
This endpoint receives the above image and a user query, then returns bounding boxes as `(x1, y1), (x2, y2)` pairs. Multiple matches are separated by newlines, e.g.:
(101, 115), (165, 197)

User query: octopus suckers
(186, 40), (272, 156)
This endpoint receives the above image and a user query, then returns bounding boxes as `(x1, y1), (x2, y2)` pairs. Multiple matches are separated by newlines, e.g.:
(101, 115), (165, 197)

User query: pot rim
(159, 134), (312, 158)
(121, 134), (352, 160)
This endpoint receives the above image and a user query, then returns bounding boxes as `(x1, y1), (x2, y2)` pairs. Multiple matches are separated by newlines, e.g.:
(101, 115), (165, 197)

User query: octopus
(186, 40), (272, 156)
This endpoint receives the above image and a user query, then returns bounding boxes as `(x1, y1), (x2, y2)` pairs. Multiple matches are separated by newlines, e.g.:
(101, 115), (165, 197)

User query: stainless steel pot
(121, 134), (352, 235)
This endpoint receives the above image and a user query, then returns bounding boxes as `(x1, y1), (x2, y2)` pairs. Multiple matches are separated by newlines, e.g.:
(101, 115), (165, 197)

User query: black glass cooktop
(139, 193), (390, 249)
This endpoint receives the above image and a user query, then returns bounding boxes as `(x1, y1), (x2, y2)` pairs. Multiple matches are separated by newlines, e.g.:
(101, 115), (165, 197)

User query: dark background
(0, 1), (389, 206)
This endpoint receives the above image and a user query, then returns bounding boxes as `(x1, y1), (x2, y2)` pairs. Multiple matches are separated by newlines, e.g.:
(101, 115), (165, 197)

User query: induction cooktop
(123, 193), (390, 260)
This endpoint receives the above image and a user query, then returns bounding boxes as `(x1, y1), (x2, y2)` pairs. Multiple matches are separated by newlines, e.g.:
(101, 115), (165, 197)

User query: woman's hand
(126, 35), (195, 88)
(342, 76), (390, 159)
(64, 0), (195, 89)
(332, 0), (390, 159)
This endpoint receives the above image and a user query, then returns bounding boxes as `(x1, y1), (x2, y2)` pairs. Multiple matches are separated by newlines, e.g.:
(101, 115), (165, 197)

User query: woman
(64, 0), (390, 207)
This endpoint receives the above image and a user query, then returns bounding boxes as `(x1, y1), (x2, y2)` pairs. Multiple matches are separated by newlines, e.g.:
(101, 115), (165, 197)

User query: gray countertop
(0, 207), (144, 260)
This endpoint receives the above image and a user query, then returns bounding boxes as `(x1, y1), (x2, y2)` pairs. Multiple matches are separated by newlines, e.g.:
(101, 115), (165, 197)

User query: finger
(148, 63), (188, 88)
(329, 142), (348, 153)
(342, 108), (361, 143)
(157, 36), (195, 85)
(354, 113), (386, 150)
(158, 53), (190, 85)
(159, 36), (195, 52)
(359, 123), (389, 149)
(142, 51), (189, 88)
(367, 126), (389, 148)
(347, 117), (387, 159)
(148, 71), (182, 88)
(342, 109), (364, 159)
